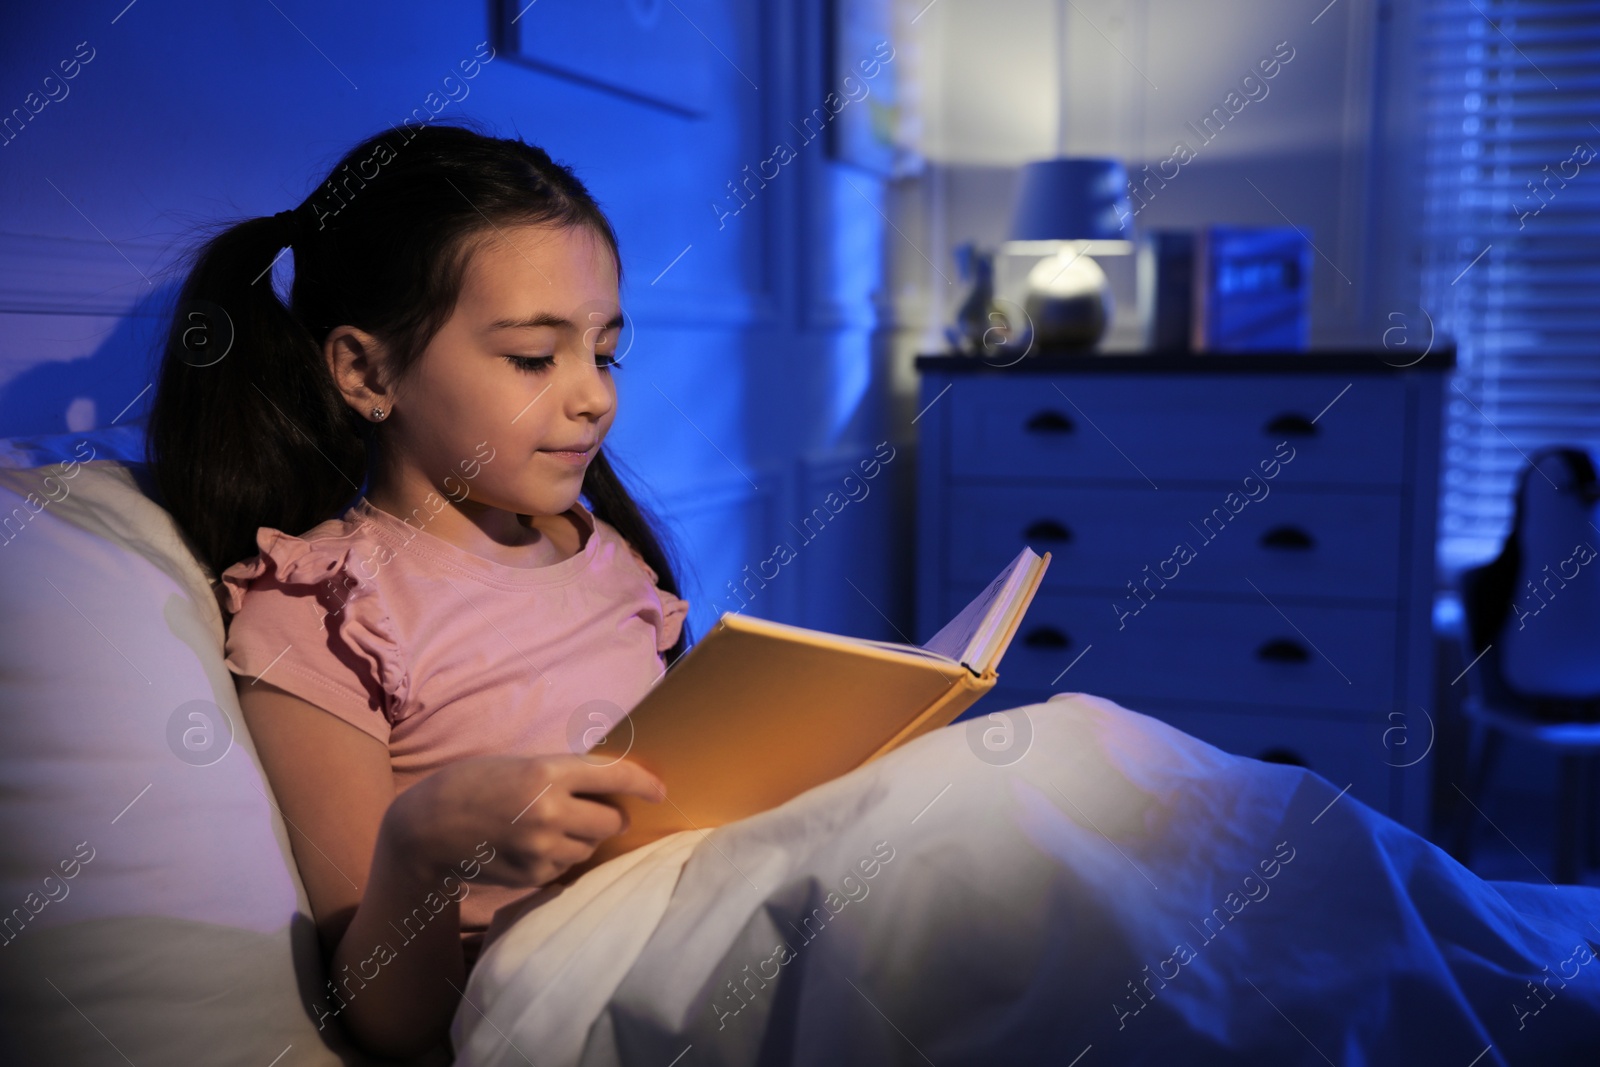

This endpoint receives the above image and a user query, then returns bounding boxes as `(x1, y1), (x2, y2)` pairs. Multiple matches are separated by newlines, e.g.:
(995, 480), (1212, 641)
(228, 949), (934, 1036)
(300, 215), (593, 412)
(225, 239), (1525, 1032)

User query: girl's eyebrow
(488, 311), (625, 331)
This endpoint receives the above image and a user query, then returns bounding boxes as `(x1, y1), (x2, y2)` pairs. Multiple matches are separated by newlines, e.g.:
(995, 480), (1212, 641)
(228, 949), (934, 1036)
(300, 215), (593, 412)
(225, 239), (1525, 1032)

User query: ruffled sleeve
(623, 542), (689, 653)
(220, 525), (412, 742)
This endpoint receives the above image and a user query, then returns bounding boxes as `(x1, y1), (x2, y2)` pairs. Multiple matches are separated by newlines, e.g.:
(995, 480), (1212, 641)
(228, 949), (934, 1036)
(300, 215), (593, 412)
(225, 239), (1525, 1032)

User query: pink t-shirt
(219, 496), (688, 960)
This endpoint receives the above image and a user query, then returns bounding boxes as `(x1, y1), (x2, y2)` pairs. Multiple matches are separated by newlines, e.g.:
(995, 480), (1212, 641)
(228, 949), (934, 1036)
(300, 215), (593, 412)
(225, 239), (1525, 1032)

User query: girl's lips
(538, 447), (592, 466)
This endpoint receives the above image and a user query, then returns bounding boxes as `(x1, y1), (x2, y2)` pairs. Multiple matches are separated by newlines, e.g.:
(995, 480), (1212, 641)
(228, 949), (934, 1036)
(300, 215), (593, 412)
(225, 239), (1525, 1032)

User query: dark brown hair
(146, 120), (690, 662)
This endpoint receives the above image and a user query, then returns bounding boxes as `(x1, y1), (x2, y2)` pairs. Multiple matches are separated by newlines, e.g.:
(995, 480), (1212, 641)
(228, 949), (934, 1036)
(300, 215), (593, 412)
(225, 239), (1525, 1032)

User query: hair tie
(271, 208), (302, 248)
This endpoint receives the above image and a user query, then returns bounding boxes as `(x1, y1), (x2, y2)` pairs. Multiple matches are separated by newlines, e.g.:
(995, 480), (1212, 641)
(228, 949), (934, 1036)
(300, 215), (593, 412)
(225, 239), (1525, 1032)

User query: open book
(569, 547), (1051, 871)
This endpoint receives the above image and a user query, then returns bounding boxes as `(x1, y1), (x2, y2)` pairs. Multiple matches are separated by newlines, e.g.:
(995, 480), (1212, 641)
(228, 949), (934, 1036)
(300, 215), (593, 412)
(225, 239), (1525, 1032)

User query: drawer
(948, 484), (1402, 600)
(945, 374), (1406, 486)
(952, 688), (1392, 816)
(963, 585), (1398, 715)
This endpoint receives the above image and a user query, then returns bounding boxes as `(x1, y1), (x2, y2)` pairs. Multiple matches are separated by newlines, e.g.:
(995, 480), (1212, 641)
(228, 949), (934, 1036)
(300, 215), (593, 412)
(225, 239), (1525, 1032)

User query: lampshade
(1008, 158), (1132, 244)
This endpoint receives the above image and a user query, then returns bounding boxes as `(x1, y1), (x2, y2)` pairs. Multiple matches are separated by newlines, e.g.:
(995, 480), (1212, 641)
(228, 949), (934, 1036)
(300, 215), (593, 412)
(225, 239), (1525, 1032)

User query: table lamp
(1003, 157), (1133, 349)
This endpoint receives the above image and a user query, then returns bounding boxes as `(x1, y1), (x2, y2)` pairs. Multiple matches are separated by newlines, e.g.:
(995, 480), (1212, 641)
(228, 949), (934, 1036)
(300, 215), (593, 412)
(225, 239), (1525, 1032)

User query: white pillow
(0, 446), (446, 1066)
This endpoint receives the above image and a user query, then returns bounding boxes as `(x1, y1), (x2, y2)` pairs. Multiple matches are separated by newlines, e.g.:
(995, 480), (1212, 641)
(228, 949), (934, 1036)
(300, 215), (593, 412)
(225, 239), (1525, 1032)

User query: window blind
(1419, 0), (1600, 570)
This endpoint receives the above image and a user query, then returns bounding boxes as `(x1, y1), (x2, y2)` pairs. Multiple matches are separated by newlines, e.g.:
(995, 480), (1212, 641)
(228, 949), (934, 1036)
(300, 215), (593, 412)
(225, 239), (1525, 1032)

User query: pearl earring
(370, 406), (387, 421)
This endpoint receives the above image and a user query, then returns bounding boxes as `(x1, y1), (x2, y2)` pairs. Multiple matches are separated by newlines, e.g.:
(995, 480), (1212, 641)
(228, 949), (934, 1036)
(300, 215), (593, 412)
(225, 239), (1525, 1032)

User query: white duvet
(451, 693), (1600, 1066)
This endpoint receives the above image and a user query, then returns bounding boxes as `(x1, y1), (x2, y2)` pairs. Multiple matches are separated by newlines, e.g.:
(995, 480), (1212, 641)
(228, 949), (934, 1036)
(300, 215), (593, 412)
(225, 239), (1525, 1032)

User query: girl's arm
(239, 680), (465, 1058)
(238, 679), (668, 1059)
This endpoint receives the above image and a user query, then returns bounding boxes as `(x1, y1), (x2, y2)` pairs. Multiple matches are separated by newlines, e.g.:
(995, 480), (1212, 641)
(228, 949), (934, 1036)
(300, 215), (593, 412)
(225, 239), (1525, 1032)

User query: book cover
(1193, 225), (1311, 352)
(568, 548), (1051, 870)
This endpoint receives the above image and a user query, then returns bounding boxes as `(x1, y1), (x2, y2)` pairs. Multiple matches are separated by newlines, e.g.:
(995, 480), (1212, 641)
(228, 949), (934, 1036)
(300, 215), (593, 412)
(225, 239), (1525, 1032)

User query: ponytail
(146, 208), (367, 588)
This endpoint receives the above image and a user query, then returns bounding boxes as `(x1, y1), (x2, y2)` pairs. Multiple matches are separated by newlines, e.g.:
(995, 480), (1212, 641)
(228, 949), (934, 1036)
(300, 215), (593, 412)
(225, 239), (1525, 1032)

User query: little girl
(146, 121), (688, 1061)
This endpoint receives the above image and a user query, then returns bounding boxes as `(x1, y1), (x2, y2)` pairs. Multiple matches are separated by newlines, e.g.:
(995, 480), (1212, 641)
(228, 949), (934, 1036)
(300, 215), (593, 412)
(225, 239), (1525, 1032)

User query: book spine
(862, 669), (995, 764)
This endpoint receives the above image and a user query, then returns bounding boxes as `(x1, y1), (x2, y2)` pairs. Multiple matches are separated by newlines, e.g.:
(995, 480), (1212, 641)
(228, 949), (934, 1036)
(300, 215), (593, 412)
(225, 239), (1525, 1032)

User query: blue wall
(0, 0), (909, 643)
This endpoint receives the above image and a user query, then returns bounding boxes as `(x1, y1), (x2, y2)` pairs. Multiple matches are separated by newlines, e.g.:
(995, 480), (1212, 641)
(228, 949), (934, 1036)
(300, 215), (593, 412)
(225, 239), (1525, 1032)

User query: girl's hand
(386, 754), (666, 888)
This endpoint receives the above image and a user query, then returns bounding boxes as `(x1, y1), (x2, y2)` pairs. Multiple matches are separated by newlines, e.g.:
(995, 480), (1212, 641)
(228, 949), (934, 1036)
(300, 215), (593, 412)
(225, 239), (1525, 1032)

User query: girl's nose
(566, 352), (614, 420)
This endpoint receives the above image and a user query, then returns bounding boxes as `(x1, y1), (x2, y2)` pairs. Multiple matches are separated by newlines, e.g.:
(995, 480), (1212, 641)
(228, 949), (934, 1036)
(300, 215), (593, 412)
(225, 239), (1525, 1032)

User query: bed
(3, 431), (1596, 1066)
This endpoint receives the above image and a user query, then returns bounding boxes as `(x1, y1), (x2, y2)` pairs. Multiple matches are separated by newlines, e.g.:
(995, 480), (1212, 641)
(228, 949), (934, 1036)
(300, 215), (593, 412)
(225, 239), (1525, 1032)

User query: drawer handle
(1260, 525), (1316, 550)
(1024, 410), (1076, 434)
(1024, 519), (1073, 543)
(1264, 413), (1318, 437)
(1255, 638), (1311, 664)
(1022, 626), (1071, 650)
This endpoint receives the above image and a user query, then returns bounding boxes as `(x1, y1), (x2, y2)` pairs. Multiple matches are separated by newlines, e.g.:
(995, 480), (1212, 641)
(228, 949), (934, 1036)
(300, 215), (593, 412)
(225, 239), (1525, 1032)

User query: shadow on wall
(0, 280), (176, 439)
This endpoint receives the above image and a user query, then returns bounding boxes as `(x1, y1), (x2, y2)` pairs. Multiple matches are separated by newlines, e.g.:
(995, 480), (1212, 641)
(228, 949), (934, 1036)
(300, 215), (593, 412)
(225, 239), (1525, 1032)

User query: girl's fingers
(552, 794), (628, 844)
(562, 757), (666, 803)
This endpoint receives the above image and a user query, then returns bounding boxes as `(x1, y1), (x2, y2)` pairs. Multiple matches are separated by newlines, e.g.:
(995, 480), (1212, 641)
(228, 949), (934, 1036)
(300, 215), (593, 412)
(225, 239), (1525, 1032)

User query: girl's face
(387, 222), (622, 521)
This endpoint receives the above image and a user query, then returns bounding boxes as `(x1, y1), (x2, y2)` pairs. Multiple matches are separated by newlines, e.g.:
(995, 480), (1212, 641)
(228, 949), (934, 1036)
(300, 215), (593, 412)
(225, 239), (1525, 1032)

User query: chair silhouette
(1452, 448), (1600, 884)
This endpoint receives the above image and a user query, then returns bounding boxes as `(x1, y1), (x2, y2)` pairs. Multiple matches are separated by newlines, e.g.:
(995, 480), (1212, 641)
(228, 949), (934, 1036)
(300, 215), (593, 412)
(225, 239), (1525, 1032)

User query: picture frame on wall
(824, 0), (923, 178)
(493, 0), (715, 118)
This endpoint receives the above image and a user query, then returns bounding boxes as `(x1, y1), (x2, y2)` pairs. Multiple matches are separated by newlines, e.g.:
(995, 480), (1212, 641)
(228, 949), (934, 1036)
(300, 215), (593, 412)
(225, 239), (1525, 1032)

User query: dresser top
(915, 347), (1457, 375)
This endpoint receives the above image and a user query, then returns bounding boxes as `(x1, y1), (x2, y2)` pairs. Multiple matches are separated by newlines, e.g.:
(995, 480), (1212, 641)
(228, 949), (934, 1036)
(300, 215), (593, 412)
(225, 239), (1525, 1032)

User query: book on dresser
(570, 547), (1051, 871)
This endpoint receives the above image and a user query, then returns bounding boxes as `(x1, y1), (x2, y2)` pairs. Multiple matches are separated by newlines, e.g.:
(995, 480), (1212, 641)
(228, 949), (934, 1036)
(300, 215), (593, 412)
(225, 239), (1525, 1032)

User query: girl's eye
(505, 355), (554, 373)
(503, 354), (621, 373)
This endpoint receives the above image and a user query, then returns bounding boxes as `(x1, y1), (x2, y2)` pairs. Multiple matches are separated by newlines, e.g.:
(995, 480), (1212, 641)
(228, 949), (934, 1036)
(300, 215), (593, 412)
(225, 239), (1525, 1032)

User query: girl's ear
(324, 326), (397, 420)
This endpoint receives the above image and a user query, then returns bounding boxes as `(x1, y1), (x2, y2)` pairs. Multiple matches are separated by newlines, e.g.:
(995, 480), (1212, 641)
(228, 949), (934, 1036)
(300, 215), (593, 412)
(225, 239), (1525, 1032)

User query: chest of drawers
(914, 350), (1452, 832)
